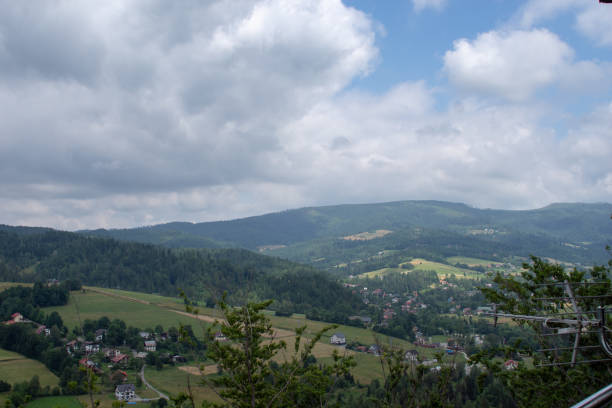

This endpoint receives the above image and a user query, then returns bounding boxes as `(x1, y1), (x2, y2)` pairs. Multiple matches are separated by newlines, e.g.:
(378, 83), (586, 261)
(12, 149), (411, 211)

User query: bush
(0, 379), (11, 392)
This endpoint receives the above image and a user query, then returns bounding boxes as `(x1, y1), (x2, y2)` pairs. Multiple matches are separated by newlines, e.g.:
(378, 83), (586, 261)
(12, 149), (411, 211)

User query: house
(115, 384), (135, 401)
(104, 348), (121, 359)
(46, 278), (60, 286)
(133, 351), (148, 359)
(95, 329), (107, 342)
(330, 333), (346, 345)
(84, 342), (100, 353)
(4, 312), (25, 325)
(111, 354), (129, 366)
(139, 331), (151, 339)
(383, 309), (395, 320)
(368, 345), (381, 356)
(79, 357), (96, 368)
(476, 306), (493, 315)
(36, 325), (50, 336)
(214, 332), (228, 342)
(66, 340), (80, 354)
(359, 316), (372, 324)
(504, 360), (519, 370)
(172, 355), (186, 363)
(144, 340), (156, 352)
(405, 350), (419, 362)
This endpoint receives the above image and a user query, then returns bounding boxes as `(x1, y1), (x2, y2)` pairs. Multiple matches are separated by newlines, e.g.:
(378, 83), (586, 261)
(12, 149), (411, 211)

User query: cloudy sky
(1, 0), (611, 230)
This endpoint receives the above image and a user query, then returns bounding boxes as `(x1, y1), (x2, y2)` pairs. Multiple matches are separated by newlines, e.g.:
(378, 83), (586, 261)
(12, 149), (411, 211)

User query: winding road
(140, 364), (169, 400)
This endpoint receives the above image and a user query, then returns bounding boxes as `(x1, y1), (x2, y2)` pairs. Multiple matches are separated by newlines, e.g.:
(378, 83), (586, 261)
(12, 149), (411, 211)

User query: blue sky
(0, 0), (611, 229)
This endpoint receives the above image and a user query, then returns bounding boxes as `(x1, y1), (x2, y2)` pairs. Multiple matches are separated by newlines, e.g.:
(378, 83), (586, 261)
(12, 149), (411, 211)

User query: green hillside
(0, 349), (59, 389)
(79, 201), (612, 265)
(0, 229), (363, 320)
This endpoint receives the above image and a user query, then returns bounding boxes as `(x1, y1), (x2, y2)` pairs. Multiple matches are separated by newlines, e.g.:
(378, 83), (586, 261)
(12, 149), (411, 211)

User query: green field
(144, 365), (223, 405)
(0, 349), (59, 389)
(37, 286), (463, 390)
(43, 289), (212, 337)
(26, 396), (81, 408)
(0, 282), (31, 291)
(359, 258), (481, 280)
(446, 256), (500, 267)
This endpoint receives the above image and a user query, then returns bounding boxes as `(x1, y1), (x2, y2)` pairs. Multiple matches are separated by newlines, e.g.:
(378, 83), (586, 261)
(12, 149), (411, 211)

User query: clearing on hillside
(446, 256), (502, 267)
(0, 348), (59, 388)
(342, 230), (392, 241)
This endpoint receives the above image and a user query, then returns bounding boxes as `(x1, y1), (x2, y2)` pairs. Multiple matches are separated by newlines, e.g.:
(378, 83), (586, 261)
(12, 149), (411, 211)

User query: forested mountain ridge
(0, 228), (363, 320)
(80, 200), (612, 265)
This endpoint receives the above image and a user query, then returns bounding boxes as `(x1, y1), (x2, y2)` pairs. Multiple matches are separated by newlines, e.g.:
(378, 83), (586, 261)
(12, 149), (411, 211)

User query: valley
(0, 200), (610, 407)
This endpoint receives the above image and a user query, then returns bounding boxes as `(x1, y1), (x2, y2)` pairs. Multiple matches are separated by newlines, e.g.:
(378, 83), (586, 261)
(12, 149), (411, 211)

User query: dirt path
(171, 310), (295, 338)
(178, 365), (218, 376)
(140, 364), (169, 400)
(90, 288), (297, 340)
(86, 287), (151, 305)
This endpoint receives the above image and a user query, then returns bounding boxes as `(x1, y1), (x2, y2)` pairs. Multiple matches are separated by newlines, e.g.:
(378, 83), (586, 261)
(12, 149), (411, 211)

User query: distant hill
(80, 201), (612, 266)
(0, 228), (363, 321)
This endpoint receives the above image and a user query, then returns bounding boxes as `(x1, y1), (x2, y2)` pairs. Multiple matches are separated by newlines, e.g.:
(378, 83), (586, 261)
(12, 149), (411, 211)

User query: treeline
(273, 225), (608, 274)
(0, 229), (364, 321)
(0, 282), (73, 322)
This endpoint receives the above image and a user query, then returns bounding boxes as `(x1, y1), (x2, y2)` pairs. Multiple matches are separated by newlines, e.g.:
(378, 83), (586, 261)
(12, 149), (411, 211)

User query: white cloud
(516, 0), (612, 46)
(412, 0), (447, 12)
(575, 5), (612, 46)
(443, 29), (610, 101)
(0, 0), (379, 228)
(0, 0), (611, 230)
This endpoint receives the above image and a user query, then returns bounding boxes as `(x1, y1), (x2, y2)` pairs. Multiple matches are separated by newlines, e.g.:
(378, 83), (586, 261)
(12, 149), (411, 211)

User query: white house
(330, 333), (346, 345)
(144, 340), (156, 352)
(115, 384), (135, 401)
(84, 342), (100, 353)
(214, 332), (228, 342)
(95, 329), (107, 342)
(405, 350), (419, 362)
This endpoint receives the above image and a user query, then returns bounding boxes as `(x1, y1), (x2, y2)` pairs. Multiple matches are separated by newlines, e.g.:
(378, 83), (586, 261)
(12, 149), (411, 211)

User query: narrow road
(140, 364), (169, 400)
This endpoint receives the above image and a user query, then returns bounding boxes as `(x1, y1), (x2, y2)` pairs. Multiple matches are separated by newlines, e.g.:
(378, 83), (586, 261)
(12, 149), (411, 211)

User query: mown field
(25, 396), (82, 408)
(0, 348), (59, 389)
(446, 256), (500, 267)
(0, 348), (60, 407)
(43, 288), (213, 337)
(359, 258), (482, 280)
(407, 259), (481, 279)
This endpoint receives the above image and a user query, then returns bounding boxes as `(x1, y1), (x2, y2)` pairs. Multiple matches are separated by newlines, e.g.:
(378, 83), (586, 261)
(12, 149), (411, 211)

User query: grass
(446, 256), (500, 266)
(408, 259), (482, 279)
(88, 287), (184, 306)
(0, 282), (31, 291)
(358, 258), (481, 280)
(38, 286), (458, 387)
(43, 289), (212, 337)
(0, 349), (59, 389)
(358, 267), (403, 278)
(26, 396), (81, 408)
(144, 365), (223, 405)
(0, 348), (23, 361)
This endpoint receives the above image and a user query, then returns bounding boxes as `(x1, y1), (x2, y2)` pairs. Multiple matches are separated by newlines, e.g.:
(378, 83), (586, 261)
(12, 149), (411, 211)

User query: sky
(1, 0), (611, 230)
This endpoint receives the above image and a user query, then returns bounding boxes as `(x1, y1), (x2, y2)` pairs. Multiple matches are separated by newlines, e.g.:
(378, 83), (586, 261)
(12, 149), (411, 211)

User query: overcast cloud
(0, 0), (610, 229)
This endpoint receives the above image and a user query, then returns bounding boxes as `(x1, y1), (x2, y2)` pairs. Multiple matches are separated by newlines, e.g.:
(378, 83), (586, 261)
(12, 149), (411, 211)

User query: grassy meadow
(359, 258), (482, 280)
(0, 348), (59, 389)
(446, 256), (500, 267)
(26, 396), (82, 408)
(43, 288), (212, 337)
